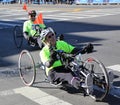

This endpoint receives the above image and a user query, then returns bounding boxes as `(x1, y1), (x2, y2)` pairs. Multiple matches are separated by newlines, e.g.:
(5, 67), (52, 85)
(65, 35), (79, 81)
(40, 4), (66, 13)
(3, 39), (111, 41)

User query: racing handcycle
(13, 25), (64, 48)
(18, 48), (110, 101)
(13, 24), (43, 48)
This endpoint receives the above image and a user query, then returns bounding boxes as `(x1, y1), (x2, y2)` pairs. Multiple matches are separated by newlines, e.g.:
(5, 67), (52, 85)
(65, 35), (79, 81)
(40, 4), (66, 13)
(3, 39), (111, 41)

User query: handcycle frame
(18, 49), (110, 101)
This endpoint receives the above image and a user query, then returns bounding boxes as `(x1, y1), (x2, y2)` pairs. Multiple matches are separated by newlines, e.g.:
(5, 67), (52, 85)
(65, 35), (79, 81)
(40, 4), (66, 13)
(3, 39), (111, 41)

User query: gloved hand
(28, 37), (35, 42)
(28, 37), (37, 46)
(49, 47), (58, 60)
(81, 43), (94, 54)
(50, 51), (58, 60)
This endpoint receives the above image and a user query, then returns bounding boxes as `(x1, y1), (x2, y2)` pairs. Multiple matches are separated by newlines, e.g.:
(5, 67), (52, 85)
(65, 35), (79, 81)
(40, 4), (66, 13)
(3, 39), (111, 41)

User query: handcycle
(13, 24), (43, 48)
(18, 48), (110, 101)
(13, 25), (64, 48)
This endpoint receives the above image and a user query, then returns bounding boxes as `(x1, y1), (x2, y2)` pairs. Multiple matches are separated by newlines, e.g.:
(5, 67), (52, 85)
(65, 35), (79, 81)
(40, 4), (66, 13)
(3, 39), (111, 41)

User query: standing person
(39, 27), (94, 91)
(23, 10), (46, 48)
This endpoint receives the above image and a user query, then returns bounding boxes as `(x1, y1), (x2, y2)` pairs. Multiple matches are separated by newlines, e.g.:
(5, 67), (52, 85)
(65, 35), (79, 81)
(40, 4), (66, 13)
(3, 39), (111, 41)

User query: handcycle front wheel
(83, 57), (109, 101)
(13, 25), (23, 48)
(18, 50), (36, 86)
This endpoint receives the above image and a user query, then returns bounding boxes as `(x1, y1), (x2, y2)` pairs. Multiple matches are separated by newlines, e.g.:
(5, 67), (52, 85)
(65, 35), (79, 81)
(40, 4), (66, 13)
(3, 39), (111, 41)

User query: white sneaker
(85, 73), (93, 94)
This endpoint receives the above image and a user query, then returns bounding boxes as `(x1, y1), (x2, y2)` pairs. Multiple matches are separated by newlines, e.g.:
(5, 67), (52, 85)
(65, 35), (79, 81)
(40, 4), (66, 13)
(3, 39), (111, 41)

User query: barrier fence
(75, 0), (120, 4)
(1, 0), (120, 4)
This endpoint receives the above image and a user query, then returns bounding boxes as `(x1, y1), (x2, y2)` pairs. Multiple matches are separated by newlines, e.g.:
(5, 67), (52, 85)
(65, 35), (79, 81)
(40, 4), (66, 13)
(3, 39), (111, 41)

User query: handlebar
(54, 49), (82, 68)
(55, 49), (81, 58)
(55, 50), (74, 58)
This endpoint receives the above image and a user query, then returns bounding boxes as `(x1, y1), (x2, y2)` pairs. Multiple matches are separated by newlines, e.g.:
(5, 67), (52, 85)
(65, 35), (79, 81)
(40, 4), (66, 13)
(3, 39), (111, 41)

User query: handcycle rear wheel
(83, 57), (109, 101)
(13, 25), (23, 48)
(18, 50), (36, 86)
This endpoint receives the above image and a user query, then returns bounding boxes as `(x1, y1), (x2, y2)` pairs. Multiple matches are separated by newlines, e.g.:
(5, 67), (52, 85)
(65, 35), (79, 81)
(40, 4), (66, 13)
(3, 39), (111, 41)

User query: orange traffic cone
(34, 13), (44, 24)
(23, 3), (28, 11)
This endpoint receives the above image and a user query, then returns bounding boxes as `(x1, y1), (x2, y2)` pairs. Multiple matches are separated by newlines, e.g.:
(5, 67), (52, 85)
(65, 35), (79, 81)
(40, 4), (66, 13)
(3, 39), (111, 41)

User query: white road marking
(0, 64), (120, 103)
(107, 64), (120, 72)
(0, 86), (72, 105)
(0, 8), (120, 24)
(14, 87), (72, 105)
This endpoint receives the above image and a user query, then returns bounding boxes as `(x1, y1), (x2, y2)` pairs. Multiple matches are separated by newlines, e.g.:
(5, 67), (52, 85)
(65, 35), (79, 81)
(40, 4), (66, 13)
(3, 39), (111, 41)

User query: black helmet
(28, 10), (36, 16)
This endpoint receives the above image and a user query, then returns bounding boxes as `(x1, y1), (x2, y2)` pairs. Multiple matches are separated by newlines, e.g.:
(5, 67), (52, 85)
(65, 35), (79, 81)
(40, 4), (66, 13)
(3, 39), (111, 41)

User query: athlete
(39, 27), (94, 90)
(23, 10), (46, 48)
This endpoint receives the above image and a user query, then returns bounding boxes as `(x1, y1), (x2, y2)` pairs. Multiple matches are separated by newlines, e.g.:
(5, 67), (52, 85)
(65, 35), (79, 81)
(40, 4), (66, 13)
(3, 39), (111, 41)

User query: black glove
(49, 47), (58, 60)
(46, 49), (58, 67)
(28, 37), (37, 46)
(28, 37), (35, 42)
(81, 43), (94, 54)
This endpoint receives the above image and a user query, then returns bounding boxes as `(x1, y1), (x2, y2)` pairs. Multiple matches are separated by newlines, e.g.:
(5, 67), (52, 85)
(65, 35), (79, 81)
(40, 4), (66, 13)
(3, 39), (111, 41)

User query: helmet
(40, 27), (55, 41)
(28, 10), (36, 16)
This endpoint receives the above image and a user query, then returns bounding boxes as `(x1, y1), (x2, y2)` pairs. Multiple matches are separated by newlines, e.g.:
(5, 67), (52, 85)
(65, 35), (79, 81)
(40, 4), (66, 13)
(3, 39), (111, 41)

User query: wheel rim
(18, 50), (36, 86)
(84, 57), (109, 101)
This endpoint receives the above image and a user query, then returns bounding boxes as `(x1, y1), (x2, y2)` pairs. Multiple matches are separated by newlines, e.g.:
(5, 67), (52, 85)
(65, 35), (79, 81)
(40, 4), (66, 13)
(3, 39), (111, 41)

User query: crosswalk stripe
(14, 87), (72, 105)
(0, 8), (120, 26)
(0, 86), (72, 105)
(107, 64), (120, 72)
(0, 64), (120, 103)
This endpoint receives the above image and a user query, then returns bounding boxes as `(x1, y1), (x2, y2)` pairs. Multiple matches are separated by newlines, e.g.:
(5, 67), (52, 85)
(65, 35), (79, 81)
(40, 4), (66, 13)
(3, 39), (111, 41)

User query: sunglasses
(47, 34), (54, 39)
(30, 15), (36, 17)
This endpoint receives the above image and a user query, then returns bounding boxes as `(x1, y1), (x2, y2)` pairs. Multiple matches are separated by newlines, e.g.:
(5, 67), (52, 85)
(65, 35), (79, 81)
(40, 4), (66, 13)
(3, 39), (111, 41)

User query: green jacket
(23, 20), (46, 37)
(40, 40), (75, 76)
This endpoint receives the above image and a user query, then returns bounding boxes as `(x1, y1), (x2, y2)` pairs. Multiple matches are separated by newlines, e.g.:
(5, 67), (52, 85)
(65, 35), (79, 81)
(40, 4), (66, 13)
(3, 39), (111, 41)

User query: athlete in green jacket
(23, 10), (46, 48)
(39, 27), (93, 89)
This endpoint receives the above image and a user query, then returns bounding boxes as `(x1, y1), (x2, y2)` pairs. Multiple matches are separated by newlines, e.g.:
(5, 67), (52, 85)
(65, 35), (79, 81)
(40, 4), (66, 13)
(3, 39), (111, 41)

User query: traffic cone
(23, 3), (28, 11)
(34, 13), (44, 24)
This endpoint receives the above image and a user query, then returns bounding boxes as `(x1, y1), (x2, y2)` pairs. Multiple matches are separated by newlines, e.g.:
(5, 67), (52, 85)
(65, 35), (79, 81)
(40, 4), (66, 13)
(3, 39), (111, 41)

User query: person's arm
(23, 31), (35, 43)
(45, 48), (58, 68)
(71, 43), (94, 55)
(23, 21), (30, 40)
(71, 47), (87, 54)
(23, 32), (29, 40)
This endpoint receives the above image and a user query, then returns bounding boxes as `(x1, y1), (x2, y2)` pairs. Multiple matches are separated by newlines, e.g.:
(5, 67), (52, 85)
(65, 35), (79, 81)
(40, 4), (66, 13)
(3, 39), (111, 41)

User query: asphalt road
(0, 4), (120, 105)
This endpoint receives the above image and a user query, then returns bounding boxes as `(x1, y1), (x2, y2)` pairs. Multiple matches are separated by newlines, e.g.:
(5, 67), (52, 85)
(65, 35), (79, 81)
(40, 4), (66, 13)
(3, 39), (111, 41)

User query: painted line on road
(0, 64), (120, 103)
(107, 64), (120, 72)
(0, 19), (54, 27)
(0, 86), (72, 105)
(14, 87), (72, 105)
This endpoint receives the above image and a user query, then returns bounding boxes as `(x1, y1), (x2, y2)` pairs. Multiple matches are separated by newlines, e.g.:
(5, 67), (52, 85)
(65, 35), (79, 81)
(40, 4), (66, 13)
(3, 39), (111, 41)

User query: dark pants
(48, 66), (81, 89)
(28, 37), (44, 49)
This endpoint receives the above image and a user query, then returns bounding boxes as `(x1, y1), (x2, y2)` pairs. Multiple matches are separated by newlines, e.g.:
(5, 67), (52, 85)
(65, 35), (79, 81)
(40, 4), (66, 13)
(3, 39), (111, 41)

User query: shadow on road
(0, 20), (120, 67)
